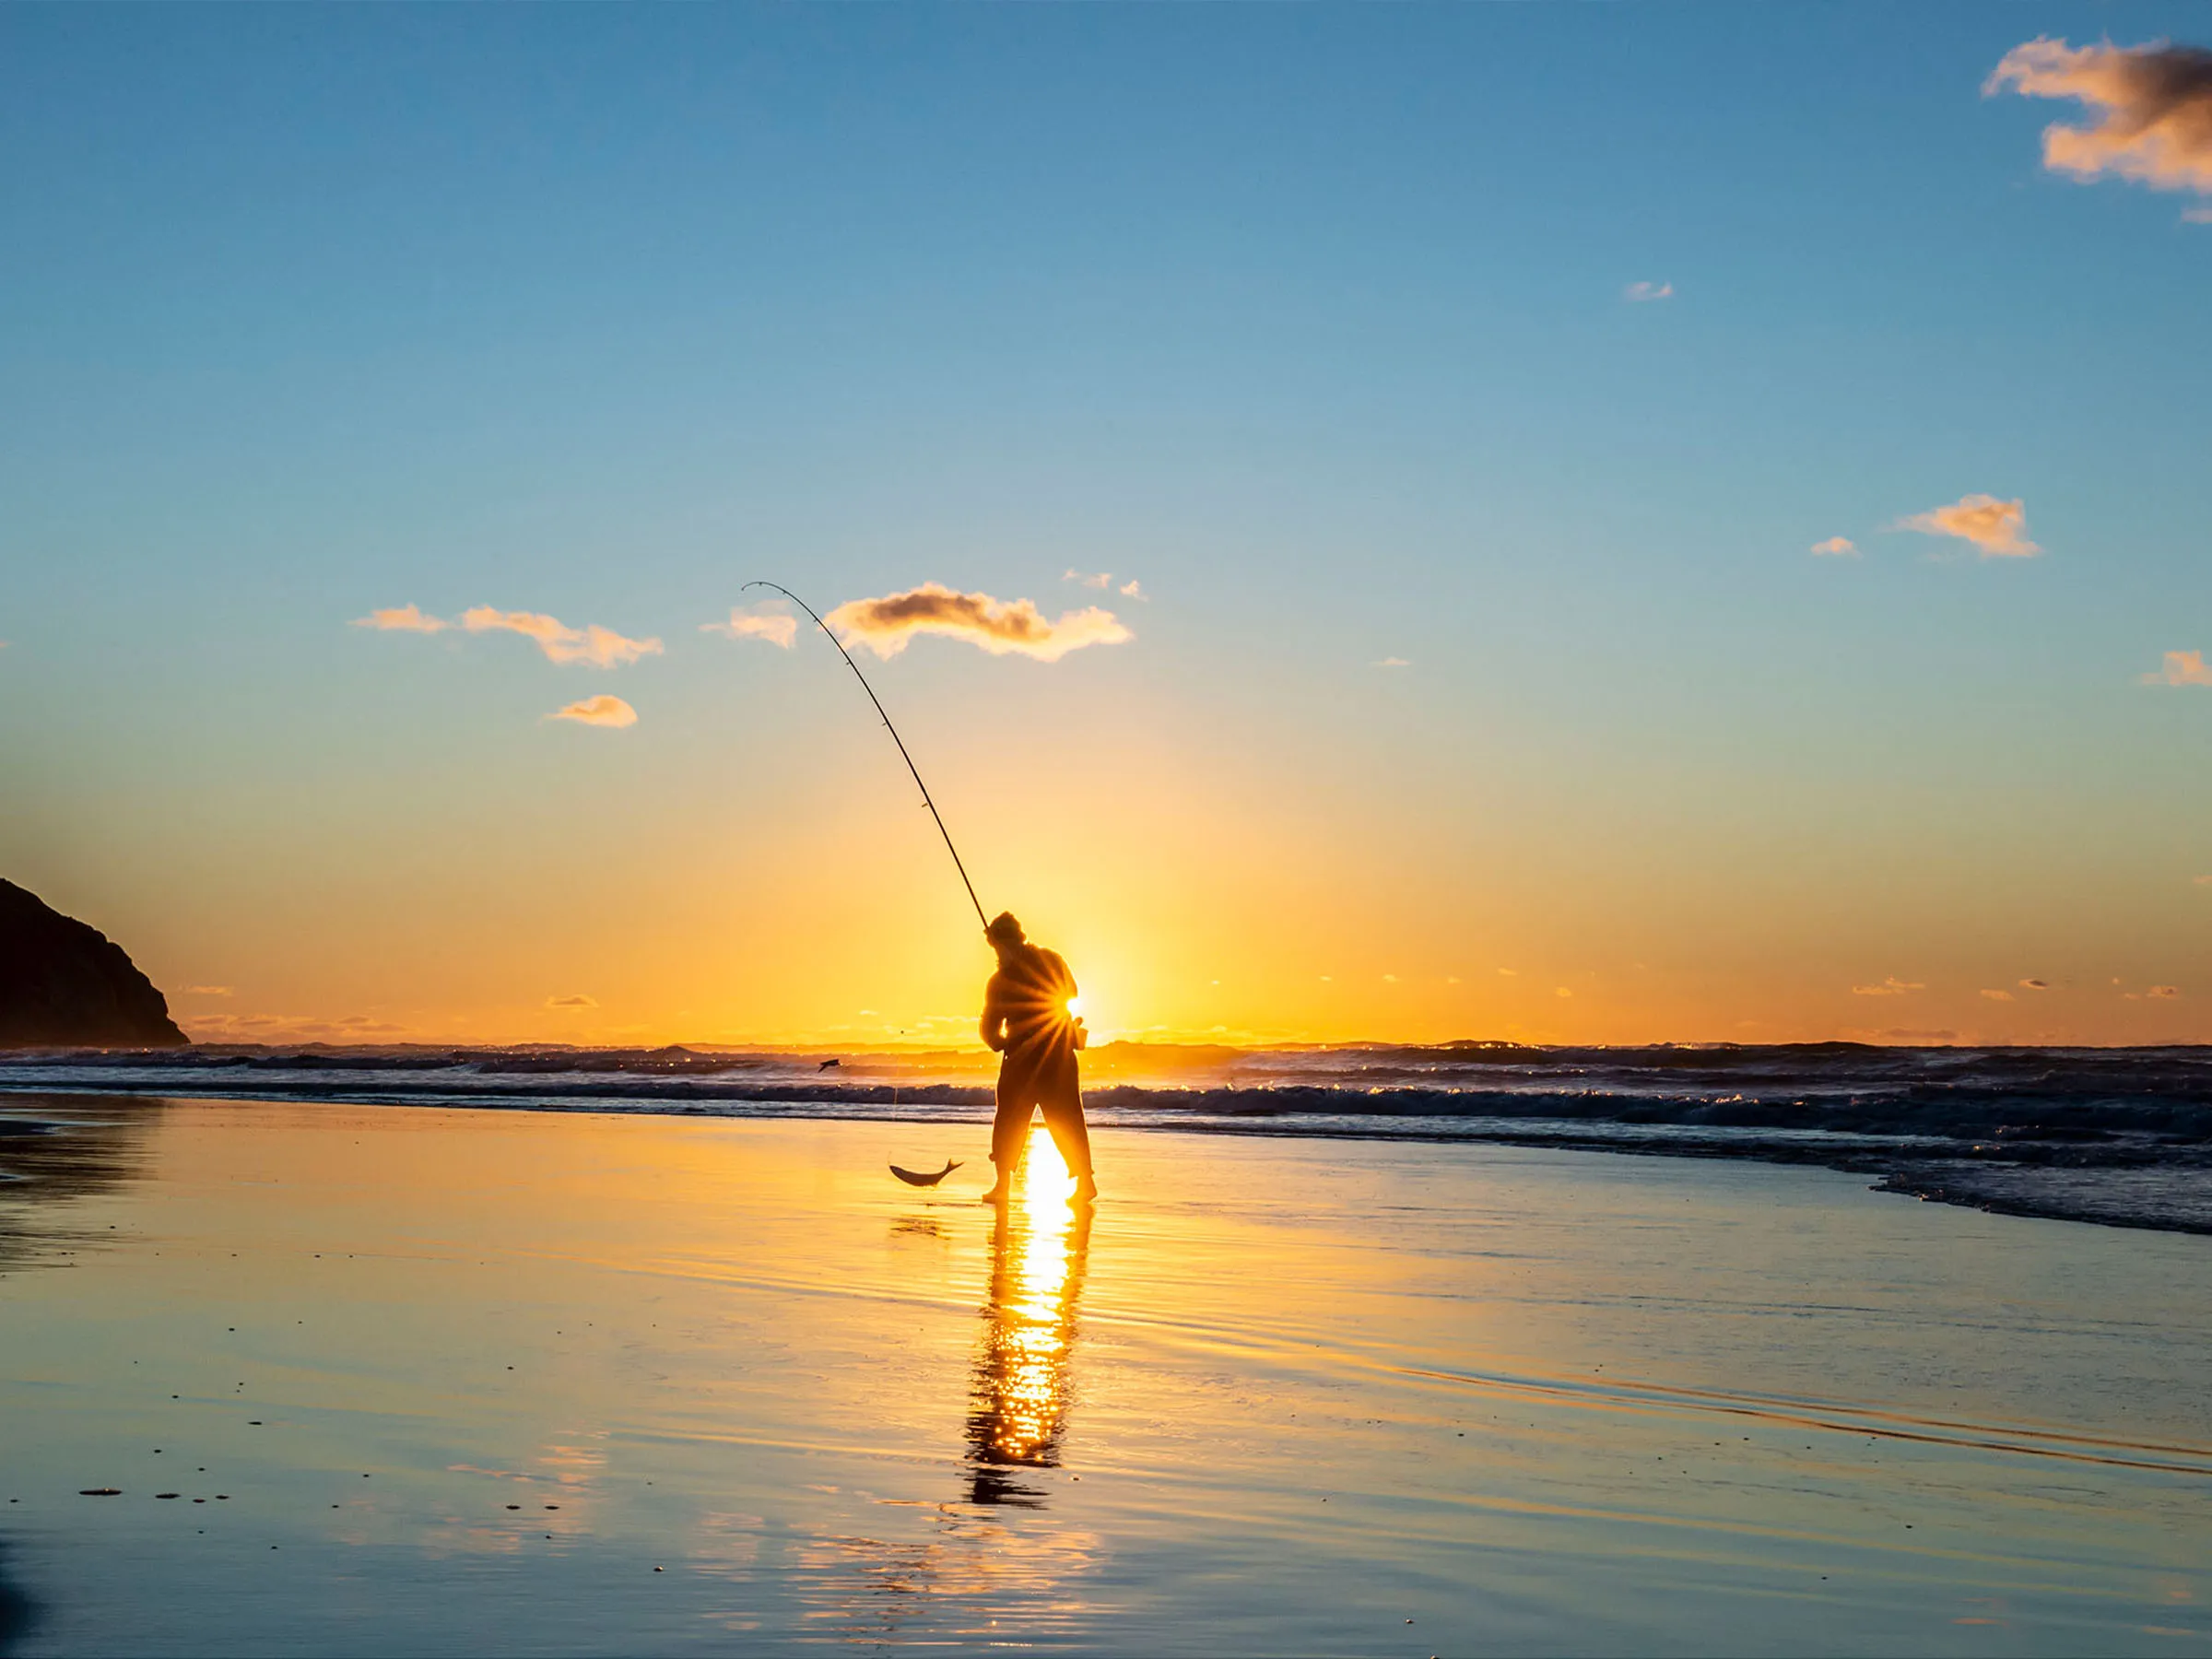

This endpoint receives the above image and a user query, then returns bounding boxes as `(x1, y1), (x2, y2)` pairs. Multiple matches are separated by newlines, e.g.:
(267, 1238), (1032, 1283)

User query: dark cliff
(0, 880), (189, 1048)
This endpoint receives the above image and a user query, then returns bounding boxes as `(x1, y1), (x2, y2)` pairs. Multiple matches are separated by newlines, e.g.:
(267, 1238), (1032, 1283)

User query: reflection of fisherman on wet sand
(966, 1148), (1093, 1507)
(977, 912), (1097, 1206)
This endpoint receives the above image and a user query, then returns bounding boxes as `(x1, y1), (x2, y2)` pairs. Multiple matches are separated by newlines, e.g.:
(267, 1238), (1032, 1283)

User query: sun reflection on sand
(967, 1126), (1091, 1506)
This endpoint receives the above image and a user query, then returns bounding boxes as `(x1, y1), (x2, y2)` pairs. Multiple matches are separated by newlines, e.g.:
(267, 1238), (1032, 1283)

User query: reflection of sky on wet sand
(0, 1098), (2208, 1654)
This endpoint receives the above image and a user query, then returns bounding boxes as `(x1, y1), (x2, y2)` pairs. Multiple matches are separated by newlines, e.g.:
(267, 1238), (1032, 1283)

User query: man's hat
(985, 911), (1023, 945)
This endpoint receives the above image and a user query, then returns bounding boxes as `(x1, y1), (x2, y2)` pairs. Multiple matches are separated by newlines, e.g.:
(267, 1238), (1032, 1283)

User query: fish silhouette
(889, 1159), (962, 1188)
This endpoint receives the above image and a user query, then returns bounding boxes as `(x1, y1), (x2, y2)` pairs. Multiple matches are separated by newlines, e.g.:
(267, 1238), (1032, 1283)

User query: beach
(3, 1095), (2208, 1655)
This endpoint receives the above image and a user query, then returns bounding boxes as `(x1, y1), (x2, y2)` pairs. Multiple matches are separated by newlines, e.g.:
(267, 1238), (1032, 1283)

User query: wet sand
(2, 1096), (2209, 1655)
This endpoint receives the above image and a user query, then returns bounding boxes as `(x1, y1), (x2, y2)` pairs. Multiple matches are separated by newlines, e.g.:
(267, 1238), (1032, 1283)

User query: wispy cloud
(1981, 988), (2016, 1001)
(702, 606), (798, 649)
(1810, 536), (1859, 558)
(182, 984), (234, 997)
(1852, 976), (1926, 996)
(352, 603), (450, 633)
(1119, 579), (1147, 601)
(549, 694), (638, 728)
(826, 582), (1133, 661)
(1065, 570), (1113, 590)
(1896, 494), (2041, 558)
(1374, 656), (1411, 668)
(463, 607), (663, 667)
(1624, 280), (1675, 302)
(1987, 37), (2212, 198)
(2145, 649), (2212, 686)
(546, 994), (598, 1009)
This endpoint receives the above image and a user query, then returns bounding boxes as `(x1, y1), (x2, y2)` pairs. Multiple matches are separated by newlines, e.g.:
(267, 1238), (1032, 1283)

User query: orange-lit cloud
(1810, 536), (1858, 558)
(462, 607), (664, 667)
(549, 694), (638, 728)
(1987, 37), (2212, 197)
(1897, 495), (2040, 558)
(702, 606), (798, 648)
(1852, 976), (1925, 996)
(1981, 988), (2015, 1001)
(1625, 280), (1674, 301)
(2145, 649), (2212, 686)
(182, 984), (234, 996)
(1065, 570), (1112, 590)
(352, 603), (450, 632)
(2150, 984), (2182, 998)
(546, 994), (598, 1008)
(1120, 579), (1148, 601)
(826, 582), (1133, 661)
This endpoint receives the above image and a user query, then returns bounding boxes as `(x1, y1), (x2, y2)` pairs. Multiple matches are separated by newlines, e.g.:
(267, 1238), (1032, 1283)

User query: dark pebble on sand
(157, 1493), (180, 1500)
(80, 1488), (122, 1497)
(546, 1504), (559, 1511)
(506, 1504), (520, 1511)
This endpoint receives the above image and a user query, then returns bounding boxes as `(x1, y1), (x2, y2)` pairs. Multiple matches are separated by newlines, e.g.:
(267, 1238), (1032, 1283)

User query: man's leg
(982, 1080), (1033, 1204)
(1040, 1096), (1097, 1202)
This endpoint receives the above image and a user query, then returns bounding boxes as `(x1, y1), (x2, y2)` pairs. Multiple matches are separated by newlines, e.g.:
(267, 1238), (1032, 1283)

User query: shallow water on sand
(2, 1096), (2209, 1656)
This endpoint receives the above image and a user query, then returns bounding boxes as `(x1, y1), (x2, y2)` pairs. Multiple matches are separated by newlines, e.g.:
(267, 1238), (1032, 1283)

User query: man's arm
(979, 975), (1008, 1052)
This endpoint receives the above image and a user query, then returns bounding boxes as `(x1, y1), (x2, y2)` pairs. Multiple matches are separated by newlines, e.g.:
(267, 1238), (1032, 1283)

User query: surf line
(743, 581), (990, 934)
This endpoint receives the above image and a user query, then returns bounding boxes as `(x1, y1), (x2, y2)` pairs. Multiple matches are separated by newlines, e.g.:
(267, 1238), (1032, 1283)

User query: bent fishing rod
(744, 581), (990, 934)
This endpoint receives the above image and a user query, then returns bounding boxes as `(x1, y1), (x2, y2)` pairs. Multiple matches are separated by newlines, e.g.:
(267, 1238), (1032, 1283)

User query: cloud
(549, 694), (638, 728)
(1852, 976), (1926, 996)
(1555, 986), (1573, 998)
(1810, 536), (1859, 558)
(1896, 494), (2040, 558)
(180, 1011), (406, 1041)
(2019, 978), (2051, 990)
(1624, 280), (1675, 301)
(2149, 984), (2182, 998)
(1065, 570), (1113, 590)
(702, 606), (798, 649)
(2145, 649), (2212, 686)
(182, 985), (234, 997)
(353, 604), (449, 633)
(1374, 656), (1411, 668)
(825, 582), (1133, 661)
(1119, 579), (1148, 601)
(546, 994), (598, 1009)
(461, 607), (664, 667)
(1980, 988), (2016, 1001)
(1987, 37), (2212, 197)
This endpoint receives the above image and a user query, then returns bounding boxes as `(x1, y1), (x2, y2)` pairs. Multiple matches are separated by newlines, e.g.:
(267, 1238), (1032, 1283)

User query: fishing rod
(744, 581), (990, 934)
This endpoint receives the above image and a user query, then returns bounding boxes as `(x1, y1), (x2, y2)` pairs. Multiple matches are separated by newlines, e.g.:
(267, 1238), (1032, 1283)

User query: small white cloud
(352, 604), (450, 633)
(1895, 495), (2040, 558)
(702, 606), (798, 648)
(1624, 280), (1675, 302)
(1119, 579), (1148, 601)
(1064, 570), (1113, 590)
(2145, 650), (2212, 687)
(1980, 988), (2016, 1002)
(1852, 976), (1926, 997)
(463, 607), (664, 668)
(1374, 656), (1411, 668)
(827, 582), (1132, 662)
(1810, 536), (1859, 558)
(549, 694), (638, 728)
(546, 994), (598, 1009)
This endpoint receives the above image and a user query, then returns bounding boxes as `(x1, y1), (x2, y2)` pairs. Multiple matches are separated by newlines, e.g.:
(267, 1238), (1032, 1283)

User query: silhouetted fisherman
(977, 912), (1096, 1205)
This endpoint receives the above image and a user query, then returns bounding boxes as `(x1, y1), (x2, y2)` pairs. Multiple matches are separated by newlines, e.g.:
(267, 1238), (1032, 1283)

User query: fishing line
(744, 581), (990, 933)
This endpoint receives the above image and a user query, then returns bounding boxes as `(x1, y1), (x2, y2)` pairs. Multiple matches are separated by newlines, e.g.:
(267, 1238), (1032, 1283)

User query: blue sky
(3, 5), (2208, 1044)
